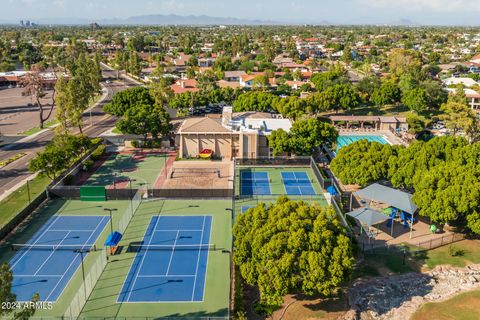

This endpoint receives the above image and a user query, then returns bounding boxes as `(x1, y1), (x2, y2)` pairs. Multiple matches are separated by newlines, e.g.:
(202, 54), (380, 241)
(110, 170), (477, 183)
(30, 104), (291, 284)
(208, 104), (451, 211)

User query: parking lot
(0, 87), (54, 136)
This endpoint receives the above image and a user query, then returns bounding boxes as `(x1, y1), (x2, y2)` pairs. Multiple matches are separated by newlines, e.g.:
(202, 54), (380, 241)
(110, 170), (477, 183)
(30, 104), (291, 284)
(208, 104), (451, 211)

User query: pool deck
(338, 130), (407, 146)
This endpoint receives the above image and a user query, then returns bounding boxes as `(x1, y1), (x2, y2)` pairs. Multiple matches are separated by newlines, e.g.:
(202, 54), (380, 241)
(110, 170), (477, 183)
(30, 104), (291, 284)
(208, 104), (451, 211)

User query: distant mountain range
(0, 14), (424, 27)
(0, 14), (282, 26)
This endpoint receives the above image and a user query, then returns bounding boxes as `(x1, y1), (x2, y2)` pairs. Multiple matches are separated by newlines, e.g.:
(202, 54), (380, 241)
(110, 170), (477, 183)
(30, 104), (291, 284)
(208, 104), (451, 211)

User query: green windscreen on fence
(80, 186), (106, 201)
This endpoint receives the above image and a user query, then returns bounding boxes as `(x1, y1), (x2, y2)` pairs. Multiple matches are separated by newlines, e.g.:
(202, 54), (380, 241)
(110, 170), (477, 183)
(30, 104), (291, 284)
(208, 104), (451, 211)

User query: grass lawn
(411, 289), (480, 320)
(21, 119), (59, 136)
(0, 174), (51, 228)
(361, 252), (416, 276)
(274, 294), (349, 320)
(411, 240), (480, 270)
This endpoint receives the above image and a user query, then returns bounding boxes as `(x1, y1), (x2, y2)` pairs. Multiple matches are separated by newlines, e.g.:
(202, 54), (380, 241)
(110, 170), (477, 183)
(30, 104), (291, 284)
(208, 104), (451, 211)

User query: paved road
(0, 65), (139, 196)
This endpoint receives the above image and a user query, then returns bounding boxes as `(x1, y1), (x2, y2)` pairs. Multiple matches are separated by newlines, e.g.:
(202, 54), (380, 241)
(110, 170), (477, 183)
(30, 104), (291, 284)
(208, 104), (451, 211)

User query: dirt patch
(271, 294), (349, 320)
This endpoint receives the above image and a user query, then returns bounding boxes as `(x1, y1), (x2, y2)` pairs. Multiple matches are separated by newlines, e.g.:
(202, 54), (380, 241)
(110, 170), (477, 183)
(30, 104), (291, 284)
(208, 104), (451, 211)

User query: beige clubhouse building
(177, 107), (292, 159)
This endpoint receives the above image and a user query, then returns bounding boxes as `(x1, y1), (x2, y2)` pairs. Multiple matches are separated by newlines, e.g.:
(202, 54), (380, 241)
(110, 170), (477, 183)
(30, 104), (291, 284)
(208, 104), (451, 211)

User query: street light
(104, 208), (118, 234)
(128, 179), (137, 215)
(74, 248), (93, 300)
(26, 178), (32, 204)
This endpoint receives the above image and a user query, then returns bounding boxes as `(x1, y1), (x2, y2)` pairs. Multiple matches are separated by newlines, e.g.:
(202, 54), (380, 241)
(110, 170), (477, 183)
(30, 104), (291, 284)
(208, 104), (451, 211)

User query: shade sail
(346, 207), (389, 227)
(356, 183), (418, 215)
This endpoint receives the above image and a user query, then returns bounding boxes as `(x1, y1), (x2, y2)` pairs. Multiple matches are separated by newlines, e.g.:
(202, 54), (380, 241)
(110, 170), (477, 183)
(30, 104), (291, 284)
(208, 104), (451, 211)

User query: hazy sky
(3, 0), (480, 25)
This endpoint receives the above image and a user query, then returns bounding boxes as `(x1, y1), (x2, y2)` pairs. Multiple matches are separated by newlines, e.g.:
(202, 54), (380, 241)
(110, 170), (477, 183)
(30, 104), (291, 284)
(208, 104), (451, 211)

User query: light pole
(128, 179), (136, 215)
(104, 208), (118, 234)
(26, 179), (31, 204)
(74, 249), (92, 300)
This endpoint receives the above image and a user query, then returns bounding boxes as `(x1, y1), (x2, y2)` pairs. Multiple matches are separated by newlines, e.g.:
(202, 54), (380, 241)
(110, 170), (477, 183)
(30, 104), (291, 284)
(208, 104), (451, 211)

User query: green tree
(267, 129), (291, 156)
(401, 87), (428, 112)
(116, 103), (171, 142)
(149, 67), (174, 108)
(233, 92), (279, 112)
(233, 197), (353, 306)
(0, 263), (15, 317)
(104, 87), (154, 117)
(439, 101), (477, 137)
(370, 81), (401, 106)
(0, 263), (39, 319)
(331, 140), (400, 186)
(311, 65), (348, 91)
(289, 118), (338, 155)
(323, 84), (361, 112)
(268, 119), (338, 156)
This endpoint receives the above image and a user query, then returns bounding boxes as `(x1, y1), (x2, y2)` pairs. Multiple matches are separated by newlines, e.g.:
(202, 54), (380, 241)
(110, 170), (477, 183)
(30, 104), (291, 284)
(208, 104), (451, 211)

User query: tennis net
(11, 244), (97, 252)
(128, 244), (216, 252)
(282, 178), (313, 184)
(241, 179), (271, 184)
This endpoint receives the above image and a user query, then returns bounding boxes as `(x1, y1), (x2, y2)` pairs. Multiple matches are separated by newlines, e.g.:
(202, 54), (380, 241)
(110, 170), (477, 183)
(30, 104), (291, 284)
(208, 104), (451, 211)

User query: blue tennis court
(118, 215), (212, 302)
(241, 205), (256, 213)
(10, 215), (109, 302)
(281, 172), (316, 195)
(240, 171), (271, 195)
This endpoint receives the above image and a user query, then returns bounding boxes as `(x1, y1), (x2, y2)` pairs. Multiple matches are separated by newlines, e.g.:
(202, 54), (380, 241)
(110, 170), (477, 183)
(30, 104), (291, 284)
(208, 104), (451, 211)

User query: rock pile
(341, 264), (480, 320)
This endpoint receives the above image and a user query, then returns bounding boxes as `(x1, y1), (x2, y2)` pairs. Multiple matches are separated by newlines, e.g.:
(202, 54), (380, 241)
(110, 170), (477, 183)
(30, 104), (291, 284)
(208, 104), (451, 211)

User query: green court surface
(85, 153), (167, 189)
(0, 199), (129, 317)
(234, 166), (327, 214)
(79, 199), (231, 319)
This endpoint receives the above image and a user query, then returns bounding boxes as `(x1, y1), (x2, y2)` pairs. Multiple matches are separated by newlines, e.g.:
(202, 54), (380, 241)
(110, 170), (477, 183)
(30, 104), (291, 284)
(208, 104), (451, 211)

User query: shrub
(82, 159), (94, 171)
(90, 145), (106, 160)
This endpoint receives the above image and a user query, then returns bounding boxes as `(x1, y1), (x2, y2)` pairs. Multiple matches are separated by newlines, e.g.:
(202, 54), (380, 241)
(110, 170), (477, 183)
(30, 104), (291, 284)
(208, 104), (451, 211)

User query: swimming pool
(336, 135), (389, 151)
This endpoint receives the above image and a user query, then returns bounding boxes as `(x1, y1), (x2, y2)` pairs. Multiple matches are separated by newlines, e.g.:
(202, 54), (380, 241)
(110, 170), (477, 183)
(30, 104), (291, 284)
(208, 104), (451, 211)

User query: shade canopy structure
(355, 183), (418, 215)
(346, 207), (389, 227)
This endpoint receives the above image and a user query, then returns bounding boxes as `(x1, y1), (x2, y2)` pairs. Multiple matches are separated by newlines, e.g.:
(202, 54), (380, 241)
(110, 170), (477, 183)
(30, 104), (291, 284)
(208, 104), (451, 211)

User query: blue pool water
(336, 135), (389, 151)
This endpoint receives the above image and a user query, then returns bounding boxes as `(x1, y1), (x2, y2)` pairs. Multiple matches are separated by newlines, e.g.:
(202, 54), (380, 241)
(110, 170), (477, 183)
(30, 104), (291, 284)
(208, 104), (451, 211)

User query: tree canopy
(104, 86), (154, 117)
(331, 137), (480, 234)
(233, 197), (353, 306)
(268, 118), (338, 156)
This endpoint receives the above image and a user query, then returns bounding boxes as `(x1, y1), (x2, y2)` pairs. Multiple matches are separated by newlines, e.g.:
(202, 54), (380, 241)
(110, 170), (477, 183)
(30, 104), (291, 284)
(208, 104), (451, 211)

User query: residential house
(224, 71), (247, 82)
(443, 77), (479, 87)
(447, 88), (480, 112)
(170, 79), (199, 94)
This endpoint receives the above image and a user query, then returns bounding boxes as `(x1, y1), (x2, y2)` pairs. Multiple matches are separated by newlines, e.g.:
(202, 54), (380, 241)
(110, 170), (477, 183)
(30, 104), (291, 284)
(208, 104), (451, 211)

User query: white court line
(137, 274), (196, 278)
(43, 216), (108, 302)
(15, 275), (64, 277)
(126, 216), (161, 302)
(33, 231), (71, 276)
(43, 229), (97, 232)
(191, 216), (206, 301)
(165, 230), (180, 276)
(10, 215), (61, 270)
(199, 216), (213, 301)
(153, 229), (203, 232)
(44, 249), (83, 301)
(81, 216), (108, 250)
